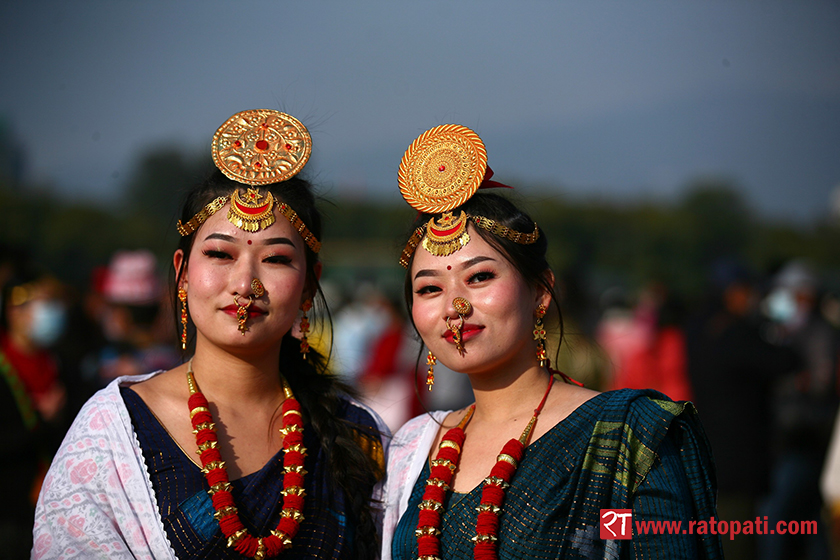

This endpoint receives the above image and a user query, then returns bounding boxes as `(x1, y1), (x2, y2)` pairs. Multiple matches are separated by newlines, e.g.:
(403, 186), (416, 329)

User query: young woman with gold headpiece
(33, 110), (387, 559)
(381, 125), (723, 559)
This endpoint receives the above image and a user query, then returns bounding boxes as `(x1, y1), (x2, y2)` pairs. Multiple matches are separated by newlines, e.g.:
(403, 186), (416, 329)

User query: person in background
(53, 265), (110, 421)
(607, 283), (693, 402)
(594, 286), (640, 391)
(2, 271), (68, 424)
(332, 282), (392, 387)
(759, 260), (837, 560)
(94, 249), (181, 384)
(0, 252), (67, 558)
(820, 406), (840, 559)
(33, 109), (388, 559)
(549, 269), (607, 392)
(686, 259), (800, 560)
(357, 292), (422, 432)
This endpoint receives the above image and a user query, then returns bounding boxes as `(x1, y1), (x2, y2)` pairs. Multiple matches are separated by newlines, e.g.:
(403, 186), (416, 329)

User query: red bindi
(447, 265), (452, 270)
(247, 240), (252, 245)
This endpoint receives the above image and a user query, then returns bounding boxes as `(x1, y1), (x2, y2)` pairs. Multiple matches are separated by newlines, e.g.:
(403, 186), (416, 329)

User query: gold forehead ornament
(397, 124), (539, 268)
(175, 109), (321, 253)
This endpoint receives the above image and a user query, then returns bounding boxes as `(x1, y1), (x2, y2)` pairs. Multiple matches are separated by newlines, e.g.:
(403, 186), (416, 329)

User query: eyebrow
(201, 233), (296, 248)
(203, 233), (235, 243)
(413, 255), (497, 280)
(461, 256), (496, 269)
(262, 237), (296, 247)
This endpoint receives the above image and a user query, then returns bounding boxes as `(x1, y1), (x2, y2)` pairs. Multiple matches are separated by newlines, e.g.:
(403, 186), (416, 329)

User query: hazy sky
(2, 1), (839, 222)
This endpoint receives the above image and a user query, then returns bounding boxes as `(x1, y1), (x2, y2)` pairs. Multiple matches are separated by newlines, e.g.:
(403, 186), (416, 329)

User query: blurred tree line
(2, 145), (839, 306)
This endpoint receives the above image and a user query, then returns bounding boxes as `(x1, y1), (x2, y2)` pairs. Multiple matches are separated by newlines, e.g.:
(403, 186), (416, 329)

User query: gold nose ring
(453, 297), (471, 316)
(234, 294), (253, 309)
(251, 278), (265, 297)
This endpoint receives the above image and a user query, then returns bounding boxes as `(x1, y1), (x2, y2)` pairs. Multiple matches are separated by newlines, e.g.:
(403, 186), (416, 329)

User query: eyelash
(468, 270), (495, 283)
(415, 285), (440, 296)
(203, 249), (230, 260)
(264, 255), (292, 265)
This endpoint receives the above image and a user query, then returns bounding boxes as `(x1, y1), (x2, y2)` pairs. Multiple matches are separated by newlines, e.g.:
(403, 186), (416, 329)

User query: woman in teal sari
(381, 124), (723, 560)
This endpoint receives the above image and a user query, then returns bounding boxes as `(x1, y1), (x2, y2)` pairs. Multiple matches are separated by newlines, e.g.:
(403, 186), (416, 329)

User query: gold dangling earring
(178, 288), (188, 350)
(299, 299), (312, 358)
(534, 303), (548, 368)
(426, 350), (437, 390)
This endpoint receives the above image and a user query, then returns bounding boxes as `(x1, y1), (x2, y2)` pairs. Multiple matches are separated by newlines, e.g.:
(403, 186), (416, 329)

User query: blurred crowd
(1, 241), (838, 560)
(593, 260), (840, 560)
(0, 245), (181, 558)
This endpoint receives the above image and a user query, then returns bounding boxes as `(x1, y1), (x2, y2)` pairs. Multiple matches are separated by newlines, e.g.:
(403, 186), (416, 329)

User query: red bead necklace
(415, 374), (555, 560)
(187, 362), (306, 559)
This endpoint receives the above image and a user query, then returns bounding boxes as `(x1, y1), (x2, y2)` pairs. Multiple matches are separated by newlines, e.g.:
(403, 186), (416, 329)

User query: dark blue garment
(121, 387), (375, 559)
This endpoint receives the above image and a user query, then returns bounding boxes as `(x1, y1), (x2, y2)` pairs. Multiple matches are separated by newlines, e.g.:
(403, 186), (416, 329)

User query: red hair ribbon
(479, 167), (513, 190)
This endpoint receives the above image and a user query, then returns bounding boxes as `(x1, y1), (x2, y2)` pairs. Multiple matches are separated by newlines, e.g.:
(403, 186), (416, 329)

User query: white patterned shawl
(33, 372), (392, 560)
(32, 372), (174, 559)
(381, 410), (448, 560)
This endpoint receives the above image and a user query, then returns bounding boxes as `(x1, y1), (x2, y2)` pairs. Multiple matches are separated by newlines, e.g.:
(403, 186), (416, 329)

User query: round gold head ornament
(397, 124), (540, 268)
(176, 109), (320, 253)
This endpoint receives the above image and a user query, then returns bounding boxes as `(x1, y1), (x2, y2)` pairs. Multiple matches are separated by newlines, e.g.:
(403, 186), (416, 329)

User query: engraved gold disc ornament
(212, 109), (312, 186)
(398, 124), (488, 214)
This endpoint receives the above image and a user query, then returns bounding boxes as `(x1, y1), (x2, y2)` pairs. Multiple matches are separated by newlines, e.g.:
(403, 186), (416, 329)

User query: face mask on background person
(765, 288), (795, 324)
(28, 299), (67, 348)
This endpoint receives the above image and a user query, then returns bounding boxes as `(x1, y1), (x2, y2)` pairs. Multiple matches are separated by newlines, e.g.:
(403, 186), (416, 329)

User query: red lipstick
(222, 305), (266, 318)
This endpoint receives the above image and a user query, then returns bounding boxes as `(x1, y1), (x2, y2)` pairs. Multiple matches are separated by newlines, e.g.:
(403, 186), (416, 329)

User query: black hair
(174, 169), (381, 559)
(402, 191), (564, 370)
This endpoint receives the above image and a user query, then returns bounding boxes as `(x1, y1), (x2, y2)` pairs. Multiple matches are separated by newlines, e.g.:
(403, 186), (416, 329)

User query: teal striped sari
(392, 389), (723, 559)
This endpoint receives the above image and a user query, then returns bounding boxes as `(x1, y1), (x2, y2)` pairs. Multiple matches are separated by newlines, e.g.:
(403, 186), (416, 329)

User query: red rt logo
(600, 509), (633, 539)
